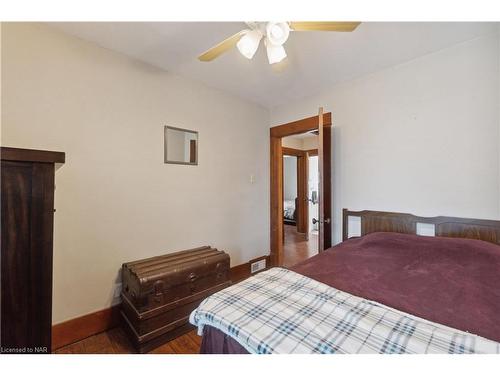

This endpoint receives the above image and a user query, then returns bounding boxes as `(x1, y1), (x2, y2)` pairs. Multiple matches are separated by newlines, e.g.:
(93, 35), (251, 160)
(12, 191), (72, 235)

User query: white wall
(166, 127), (186, 161)
(271, 33), (500, 244)
(282, 137), (303, 149)
(302, 136), (318, 150)
(1, 23), (270, 323)
(282, 135), (318, 150)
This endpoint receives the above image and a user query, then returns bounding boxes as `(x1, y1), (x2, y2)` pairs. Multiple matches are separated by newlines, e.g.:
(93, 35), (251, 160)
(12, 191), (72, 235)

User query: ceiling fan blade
(289, 22), (361, 32)
(198, 30), (246, 62)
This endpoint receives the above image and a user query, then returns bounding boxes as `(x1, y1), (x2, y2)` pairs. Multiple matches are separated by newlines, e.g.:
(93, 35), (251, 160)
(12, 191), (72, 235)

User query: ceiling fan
(198, 22), (360, 65)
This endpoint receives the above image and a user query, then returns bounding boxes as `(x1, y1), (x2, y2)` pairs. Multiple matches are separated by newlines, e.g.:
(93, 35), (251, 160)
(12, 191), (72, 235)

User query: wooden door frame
(297, 151), (308, 235)
(269, 112), (332, 266)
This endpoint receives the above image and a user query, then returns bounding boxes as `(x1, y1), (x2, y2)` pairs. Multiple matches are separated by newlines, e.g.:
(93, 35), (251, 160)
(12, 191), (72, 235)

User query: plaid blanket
(189, 268), (500, 354)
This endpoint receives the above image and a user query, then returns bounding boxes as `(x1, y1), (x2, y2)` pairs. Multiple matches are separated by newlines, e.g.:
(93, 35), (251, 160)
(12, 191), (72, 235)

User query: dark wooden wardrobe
(1, 147), (65, 354)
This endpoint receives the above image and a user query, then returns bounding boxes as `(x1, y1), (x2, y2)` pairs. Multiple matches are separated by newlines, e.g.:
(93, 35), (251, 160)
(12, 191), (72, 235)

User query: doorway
(270, 110), (332, 267)
(281, 134), (319, 267)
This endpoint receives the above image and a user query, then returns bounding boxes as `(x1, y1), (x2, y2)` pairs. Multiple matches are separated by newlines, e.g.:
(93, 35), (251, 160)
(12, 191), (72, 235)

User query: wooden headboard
(342, 208), (500, 245)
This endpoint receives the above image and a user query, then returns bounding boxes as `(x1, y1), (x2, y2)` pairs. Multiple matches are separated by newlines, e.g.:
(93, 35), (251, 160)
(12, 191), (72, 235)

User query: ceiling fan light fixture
(266, 22), (290, 46)
(265, 40), (287, 64)
(236, 29), (262, 59)
(198, 21), (360, 63)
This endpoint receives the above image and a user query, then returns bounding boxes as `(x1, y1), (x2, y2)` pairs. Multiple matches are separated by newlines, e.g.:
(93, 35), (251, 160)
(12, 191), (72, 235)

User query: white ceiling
(49, 22), (498, 108)
(286, 132), (318, 140)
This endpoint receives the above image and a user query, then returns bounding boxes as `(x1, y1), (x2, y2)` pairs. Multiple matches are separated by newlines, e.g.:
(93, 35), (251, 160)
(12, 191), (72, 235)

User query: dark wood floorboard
(55, 326), (201, 354)
(148, 341), (177, 354)
(55, 340), (86, 354)
(106, 327), (136, 354)
(168, 334), (199, 354)
(82, 331), (115, 354)
(187, 330), (202, 346)
(283, 224), (318, 267)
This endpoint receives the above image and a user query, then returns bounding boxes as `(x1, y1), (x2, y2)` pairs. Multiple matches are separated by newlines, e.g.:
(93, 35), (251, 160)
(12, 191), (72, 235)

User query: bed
(190, 209), (500, 354)
(283, 199), (297, 225)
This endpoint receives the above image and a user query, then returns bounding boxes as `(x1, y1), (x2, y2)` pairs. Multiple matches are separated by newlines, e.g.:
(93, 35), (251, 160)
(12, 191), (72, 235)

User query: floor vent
(250, 259), (266, 274)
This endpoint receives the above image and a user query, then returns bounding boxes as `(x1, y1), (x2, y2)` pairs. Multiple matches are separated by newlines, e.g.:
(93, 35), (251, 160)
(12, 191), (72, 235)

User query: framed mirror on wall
(164, 126), (198, 165)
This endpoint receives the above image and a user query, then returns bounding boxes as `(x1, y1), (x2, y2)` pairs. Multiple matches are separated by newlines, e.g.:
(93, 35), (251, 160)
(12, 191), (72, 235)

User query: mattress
(283, 199), (295, 220)
(197, 232), (500, 353)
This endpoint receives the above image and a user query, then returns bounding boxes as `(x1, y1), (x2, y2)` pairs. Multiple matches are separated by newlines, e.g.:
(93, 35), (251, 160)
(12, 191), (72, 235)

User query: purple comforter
(199, 232), (500, 353)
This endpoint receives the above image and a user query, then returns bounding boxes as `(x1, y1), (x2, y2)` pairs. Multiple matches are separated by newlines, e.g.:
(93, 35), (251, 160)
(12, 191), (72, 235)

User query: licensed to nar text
(1, 346), (48, 353)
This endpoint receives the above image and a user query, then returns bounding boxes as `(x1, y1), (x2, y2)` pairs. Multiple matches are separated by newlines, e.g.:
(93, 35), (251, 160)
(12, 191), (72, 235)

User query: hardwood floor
(283, 224), (318, 267)
(55, 326), (201, 354)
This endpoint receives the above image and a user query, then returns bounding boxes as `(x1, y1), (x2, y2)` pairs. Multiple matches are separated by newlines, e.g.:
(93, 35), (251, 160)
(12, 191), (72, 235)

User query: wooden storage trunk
(120, 246), (231, 353)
